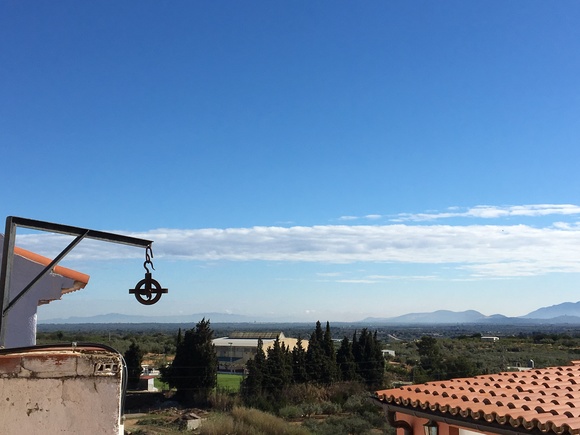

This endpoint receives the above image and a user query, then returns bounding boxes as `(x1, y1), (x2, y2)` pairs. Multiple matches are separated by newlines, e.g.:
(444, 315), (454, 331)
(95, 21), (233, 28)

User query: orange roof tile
(13, 245), (90, 291)
(376, 362), (580, 434)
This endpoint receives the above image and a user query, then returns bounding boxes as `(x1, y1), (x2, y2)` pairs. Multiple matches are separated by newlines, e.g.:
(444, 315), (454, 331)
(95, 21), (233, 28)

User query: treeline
(241, 321), (384, 409)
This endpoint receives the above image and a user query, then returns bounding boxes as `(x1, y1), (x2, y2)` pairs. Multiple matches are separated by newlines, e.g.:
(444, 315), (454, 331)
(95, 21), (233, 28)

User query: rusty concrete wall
(0, 346), (124, 435)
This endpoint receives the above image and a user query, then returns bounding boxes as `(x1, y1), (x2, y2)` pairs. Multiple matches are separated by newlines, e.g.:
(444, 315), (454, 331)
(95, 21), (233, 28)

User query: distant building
(382, 349), (396, 358)
(213, 331), (308, 372)
(138, 375), (158, 392)
(481, 336), (500, 342)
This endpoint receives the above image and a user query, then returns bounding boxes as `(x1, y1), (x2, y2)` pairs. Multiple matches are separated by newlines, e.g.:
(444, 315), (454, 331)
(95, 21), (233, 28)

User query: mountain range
(39, 301), (580, 325)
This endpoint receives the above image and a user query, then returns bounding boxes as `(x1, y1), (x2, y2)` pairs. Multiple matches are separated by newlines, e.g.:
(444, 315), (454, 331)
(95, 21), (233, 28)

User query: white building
(213, 332), (308, 372)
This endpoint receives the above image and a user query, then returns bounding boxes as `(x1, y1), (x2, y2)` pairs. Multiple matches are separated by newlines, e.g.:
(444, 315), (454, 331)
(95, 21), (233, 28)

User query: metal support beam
(0, 216), (154, 347)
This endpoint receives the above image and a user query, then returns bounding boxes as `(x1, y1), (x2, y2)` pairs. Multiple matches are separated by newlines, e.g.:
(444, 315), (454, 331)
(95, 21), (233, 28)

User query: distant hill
(363, 309), (488, 324)
(40, 301), (580, 325)
(40, 312), (261, 324)
(522, 301), (580, 319)
(362, 302), (580, 325)
(363, 310), (490, 324)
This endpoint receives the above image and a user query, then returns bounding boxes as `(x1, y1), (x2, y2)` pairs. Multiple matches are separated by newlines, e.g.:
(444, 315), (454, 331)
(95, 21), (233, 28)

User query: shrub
(279, 405), (303, 419)
(283, 383), (328, 405)
(303, 415), (373, 435)
(231, 406), (311, 435)
(199, 413), (235, 435)
(325, 381), (366, 405)
(301, 402), (322, 417)
(342, 394), (367, 413)
(209, 388), (241, 411)
(320, 401), (342, 415)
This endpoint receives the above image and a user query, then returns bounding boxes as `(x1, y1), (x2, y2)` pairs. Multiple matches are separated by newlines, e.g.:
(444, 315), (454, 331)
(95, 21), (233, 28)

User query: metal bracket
(0, 216), (155, 347)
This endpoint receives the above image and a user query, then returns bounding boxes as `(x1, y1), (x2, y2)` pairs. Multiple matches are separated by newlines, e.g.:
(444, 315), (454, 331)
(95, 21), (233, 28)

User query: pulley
(129, 246), (168, 305)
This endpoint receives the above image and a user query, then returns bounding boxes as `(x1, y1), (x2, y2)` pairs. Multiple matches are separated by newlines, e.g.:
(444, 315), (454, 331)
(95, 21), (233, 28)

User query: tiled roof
(13, 244), (90, 289)
(376, 361), (580, 434)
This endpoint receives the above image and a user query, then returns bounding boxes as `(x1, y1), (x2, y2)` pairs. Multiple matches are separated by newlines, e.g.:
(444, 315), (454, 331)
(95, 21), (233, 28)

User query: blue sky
(2, 2), (580, 322)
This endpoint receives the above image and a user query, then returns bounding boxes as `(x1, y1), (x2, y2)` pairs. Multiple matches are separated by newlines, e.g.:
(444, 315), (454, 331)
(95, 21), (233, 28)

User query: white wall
(0, 346), (124, 435)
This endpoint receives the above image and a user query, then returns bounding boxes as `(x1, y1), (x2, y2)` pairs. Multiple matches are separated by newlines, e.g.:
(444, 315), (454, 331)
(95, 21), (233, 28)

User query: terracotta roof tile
(376, 361), (580, 434)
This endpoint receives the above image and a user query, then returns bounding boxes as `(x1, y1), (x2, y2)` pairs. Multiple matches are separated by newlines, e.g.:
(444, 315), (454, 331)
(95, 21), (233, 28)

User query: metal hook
(144, 245), (155, 273)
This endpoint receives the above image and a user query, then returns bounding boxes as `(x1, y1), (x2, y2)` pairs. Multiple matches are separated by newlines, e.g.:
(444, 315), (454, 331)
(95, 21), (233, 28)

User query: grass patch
(154, 377), (170, 391)
(203, 408), (309, 435)
(217, 373), (243, 392)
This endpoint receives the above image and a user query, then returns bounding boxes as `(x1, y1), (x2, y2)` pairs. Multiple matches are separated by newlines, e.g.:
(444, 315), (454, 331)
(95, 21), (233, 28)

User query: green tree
(124, 341), (144, 389)
(264, 336), (293, 394)
(291, 336), (308, 383)
(416, 336), (444, 380)
(353, 328), (385, 388)
(305, 321), (339, 385)
(336, 336), (358, 381)
(306, 321), (330, 384)
(322, 321), (339, 383)
(160, 318), (217, 405)
(444, 355), (477, 379)
(241, 338), (266, 399)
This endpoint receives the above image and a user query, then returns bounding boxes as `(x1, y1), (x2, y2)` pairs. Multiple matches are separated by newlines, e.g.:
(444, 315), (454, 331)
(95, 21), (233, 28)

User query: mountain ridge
(39, 300), (580, 324)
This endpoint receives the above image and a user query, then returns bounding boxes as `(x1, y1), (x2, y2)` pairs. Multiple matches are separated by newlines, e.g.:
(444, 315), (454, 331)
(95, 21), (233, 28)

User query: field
(217, 373), (243, 392)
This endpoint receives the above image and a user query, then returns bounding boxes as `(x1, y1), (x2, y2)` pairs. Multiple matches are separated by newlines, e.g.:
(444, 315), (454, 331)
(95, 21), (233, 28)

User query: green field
(217, 373), (243, 392)
(153, 374), (243, 392)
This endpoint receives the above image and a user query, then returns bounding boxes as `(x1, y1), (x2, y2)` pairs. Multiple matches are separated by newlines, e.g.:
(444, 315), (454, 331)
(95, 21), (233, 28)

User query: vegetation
(201, 407), (311, 435)
(160, 318), (218, 405)
(124, 341), (144, 389)
(240, 321), (384, 413)
(217, 373), (243, 392)
(36, 322), (580, 434)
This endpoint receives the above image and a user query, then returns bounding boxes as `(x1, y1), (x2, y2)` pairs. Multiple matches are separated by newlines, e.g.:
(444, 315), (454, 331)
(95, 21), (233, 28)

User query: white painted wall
(0, 235), (82, 348)
(0, 346), (124, 435)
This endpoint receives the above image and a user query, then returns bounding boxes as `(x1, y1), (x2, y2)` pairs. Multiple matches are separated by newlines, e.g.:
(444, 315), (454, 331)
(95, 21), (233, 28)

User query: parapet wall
(0, 345), (124, 435)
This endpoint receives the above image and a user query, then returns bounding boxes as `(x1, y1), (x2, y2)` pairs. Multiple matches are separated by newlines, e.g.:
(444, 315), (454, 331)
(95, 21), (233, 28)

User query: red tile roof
(14, 245), (90, 288)
(376, 361), (580, 434)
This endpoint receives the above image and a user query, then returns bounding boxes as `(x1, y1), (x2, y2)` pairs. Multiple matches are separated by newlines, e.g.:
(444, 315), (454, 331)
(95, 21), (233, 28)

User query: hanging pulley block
(129, 246), (168, 305)
(129, 272), (168, 305)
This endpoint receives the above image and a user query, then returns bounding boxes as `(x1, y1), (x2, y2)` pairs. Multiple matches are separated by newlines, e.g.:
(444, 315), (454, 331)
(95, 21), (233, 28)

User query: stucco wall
(0, 346), (124, 435)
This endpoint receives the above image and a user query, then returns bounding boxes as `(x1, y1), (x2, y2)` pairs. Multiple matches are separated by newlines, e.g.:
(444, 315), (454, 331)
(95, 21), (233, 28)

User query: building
(374, 360), (580, 435)
(213, 331), (308, 372)
(0, 234), (90, 348)
(0, 218), (155, 435)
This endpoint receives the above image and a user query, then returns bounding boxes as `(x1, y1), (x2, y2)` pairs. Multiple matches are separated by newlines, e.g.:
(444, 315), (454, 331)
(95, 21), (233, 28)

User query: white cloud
(338, 215), (358, 221)
(12, 204), (580, 280)
(393, 204), (580, 222)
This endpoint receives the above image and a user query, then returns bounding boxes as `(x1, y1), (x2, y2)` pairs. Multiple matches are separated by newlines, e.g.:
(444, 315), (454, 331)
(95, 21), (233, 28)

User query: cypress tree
(321, 321), (339, 383)
(241, 338), (266, 400)
(264, 336), (292, 393)
(291, 336), (308, 383)
(306, 321), (338, 384)
(353, 328), (385, 388)
(161, 318), (217, 405)
(124, 341), (144, 390)
(336, 336), (358, 381)
(306, 322), (326, 383)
